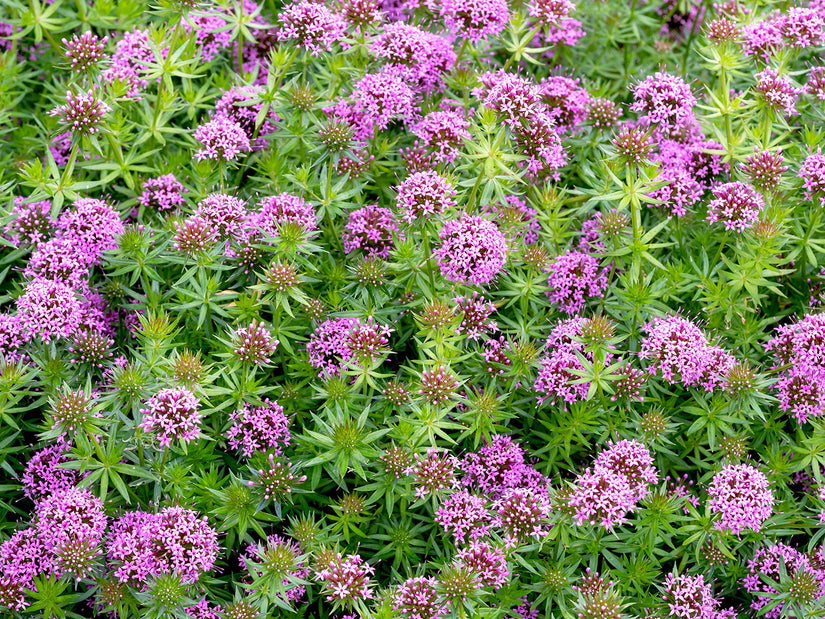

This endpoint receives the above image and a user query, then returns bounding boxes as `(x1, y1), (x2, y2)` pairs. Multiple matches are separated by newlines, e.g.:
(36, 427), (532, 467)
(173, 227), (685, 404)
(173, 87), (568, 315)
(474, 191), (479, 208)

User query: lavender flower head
(277, 0), (347, 56)
(529, 0), (576, 27)
(707, 463), (774, 535)
(801, 149), (825, 207)
(227, 399), (290, 458)
(455, 541), (509, 588)
(21, 439), (82, 504)
(314, 552), (375, 605)
(140, 387), (202, 447)
(17, 278), (81, 344)
(435, 489), (491, 541)
(743, 542), (825, 618)
(50, 89), (111, 136)
(662, 573), (727, 619)
(434, 215), (508, 286)
(57, 197), (124, 262)
(62, 31), (107, 71)
(215, 85), (279, 150)
(755, 68), (799, 116)
(395, 170), (457, 223)
(257, 192), (317, 233)
(545, 250), (608, 314)
(408, 447), (459, 498)
(492, 487), (553, 543)
(437, 0), (511, 42)
(139, 174), (187, 211)
(196, 193), (247, 238)
(231, 320), (279, 365)
(413, 110), (470, 164)
(194, 115), (251, 162)
(5, 197), (53, 247)
(393, 576), (446, 619)
(454, 293), (498, 340)
(631, 71), (696, 132)
(342, 204), (403, 258)
(706, 182), (764, 232)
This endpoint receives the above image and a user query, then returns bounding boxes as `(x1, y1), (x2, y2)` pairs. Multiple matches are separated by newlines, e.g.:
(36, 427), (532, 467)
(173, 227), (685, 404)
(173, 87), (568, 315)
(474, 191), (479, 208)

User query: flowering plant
(1, 0), (825, 617)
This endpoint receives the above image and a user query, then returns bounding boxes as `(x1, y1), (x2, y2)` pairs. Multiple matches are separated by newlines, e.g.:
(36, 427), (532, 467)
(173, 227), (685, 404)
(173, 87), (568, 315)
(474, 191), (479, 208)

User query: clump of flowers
(545, 250), (608, 314)
(707, 463), (774, 535)
(278, 0), (347, 56)
(227, 399), (290, 458)
(408, 448), (459, 498)
(435, 490), (491, 541)
(434, 215), (508, 286)
(706, 182), (764, 232)
(662, 572), (728, 619)
(231, 320), (279, 365)
(62, 31), (107, 71)
(800, 149), (825, 207)
(139, 174), (187, 211)
(393, 576), (445, 619)
(567, 440), (658, 528)
(395, 170), (457, 223)
(193, 116), (252, 162)
(50, 89), (111, 136)
(743, 542), (825, 618)
(342, 204), (403, 258)
(140, 387), (202, 447)
(314, 552), (375, 606)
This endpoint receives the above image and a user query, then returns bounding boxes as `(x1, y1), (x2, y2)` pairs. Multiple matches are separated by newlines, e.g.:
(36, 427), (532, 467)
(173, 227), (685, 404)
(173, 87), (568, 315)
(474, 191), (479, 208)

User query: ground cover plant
(0, 0), (824, 617)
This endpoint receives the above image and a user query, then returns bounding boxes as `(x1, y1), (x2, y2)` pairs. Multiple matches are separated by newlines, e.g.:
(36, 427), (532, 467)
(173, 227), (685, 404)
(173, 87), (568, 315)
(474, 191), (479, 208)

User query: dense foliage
(1, 0), (825, 617)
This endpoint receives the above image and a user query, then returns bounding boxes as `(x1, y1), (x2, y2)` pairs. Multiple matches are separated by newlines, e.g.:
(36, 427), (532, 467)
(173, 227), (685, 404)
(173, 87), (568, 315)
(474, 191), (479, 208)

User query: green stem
(712, 230), (730, 267)
(421, 224), (437, 295)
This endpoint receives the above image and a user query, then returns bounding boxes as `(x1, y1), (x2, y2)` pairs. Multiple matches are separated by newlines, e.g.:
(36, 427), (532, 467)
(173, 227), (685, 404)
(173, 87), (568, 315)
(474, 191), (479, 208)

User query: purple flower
(17, 278), (81, 343)
(662, 573), (727, 619)
(706, 182), (763, 232)
(631, 71), (696, 131)
(539, 75), (590, 133)
(393, 576), (446, 619)
(528, 0), (575, 26)
(231, 320), (278, 365)
(801, 149), (825, 207)
(252, 454), (306, 502)
(107, 507), (219, 585)
(743, 543), (825, 618)
(256, 192), (317, 232)
(102, 28), (154, 99)
(413, 110), (470, 164)
(50, 89), (110, 136)
(640, 315), (735, 392)
(24, 238), (90, 288)
(780, 7), (825, 48)
(755, 68), (799, 116)
(593, 439), (658, 501)
(492, 487), (553, 543)
(174, 216), (217, 253)
(227, 399), (290, 458)
(742, 148), (787, 192)
(454, 293), (497, 340)
(482, 196), (541, 245)
(419, 365), (459, 405)
(545, 250), (608, 314)
(307, 316), (361, 376)
(140, 387), (202, 447)
(215, 85), (279, 150)
(0, 528), (56, 611)
(408, 447), (459, 499)
(807, 66), (825, 100)
(193, 115), (251, 161)
(21, 439), (82, 504)
(57, 197), (124, 263)
(435, 489), (491, 541)
(62, 31), (107, 71)
(139, 174), (187, 211)
(342, 204), (403, 258)
(196, 193), (247, 238)
(707, 463), (773, 535)
(455, 541), (509, 588)
(314, 552), (375, 605)
(350, 70), (415, 138)
(4, 197), (53, 247)
(395, 170), (457, 223)
(183, 11), (232, 62)
(369, 23), (456, 94)
(277, 0), (347, 55)
(462, 435), (546, 498)
(437, 0), (511, 42)
(587, 97), (621, 129)
(434, 215), (507, 286)
(35, 488), (106, 577)
(741, 16), (784, 60)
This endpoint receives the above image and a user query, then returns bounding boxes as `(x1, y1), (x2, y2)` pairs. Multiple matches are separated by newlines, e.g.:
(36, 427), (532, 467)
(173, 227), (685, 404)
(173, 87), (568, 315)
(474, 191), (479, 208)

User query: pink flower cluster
(707, 463), (773, 535)
(140, 387), (202, 447)
(227, 399), (291, 458)
(434, 215), (508, 286)
(568, 439), (658, 528)
(640, 315), (735, 392)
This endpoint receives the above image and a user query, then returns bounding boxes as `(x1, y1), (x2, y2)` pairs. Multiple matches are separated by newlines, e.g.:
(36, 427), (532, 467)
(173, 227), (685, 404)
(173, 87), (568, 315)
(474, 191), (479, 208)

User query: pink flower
(140, 387), (202, 447)
(434, 216), (508, 286)
(707, 463), (773, 535)
(227, 399), (290, 458)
